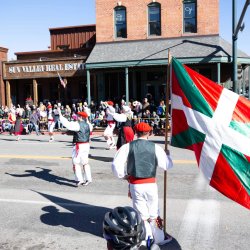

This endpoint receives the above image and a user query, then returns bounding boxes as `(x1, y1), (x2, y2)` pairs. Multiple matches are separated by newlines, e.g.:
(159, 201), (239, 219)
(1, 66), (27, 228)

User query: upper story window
(183, 0), (197, 33)
(148, 2), (161, 36)
(114, 6), (127, 38)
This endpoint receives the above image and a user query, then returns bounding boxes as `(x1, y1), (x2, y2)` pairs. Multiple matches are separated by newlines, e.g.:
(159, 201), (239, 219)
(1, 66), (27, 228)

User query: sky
(0, 0), (250, 60)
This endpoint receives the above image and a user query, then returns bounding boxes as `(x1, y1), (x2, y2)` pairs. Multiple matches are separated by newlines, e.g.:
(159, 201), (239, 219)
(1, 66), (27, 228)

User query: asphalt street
(0, 132), (249, 250)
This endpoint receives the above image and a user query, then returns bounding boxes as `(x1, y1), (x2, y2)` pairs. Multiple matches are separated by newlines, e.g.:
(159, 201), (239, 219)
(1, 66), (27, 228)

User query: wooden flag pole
(163, 49), (171, 233)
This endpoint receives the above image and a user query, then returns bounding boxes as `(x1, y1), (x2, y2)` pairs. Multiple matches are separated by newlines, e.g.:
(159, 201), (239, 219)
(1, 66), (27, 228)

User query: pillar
(33, 79), (38, 106)
(217, 62), (221, 84)
(6, 80), (11, 107)
(87, 70), (91, 105)
(125, 67), (129, 104)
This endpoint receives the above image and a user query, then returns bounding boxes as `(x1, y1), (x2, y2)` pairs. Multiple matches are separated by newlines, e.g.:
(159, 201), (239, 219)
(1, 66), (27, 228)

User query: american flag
(57, 72), (66, 88)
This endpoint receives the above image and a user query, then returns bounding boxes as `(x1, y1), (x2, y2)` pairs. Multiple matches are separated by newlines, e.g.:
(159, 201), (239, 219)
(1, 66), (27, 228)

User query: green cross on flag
(171, 57), (250, 209)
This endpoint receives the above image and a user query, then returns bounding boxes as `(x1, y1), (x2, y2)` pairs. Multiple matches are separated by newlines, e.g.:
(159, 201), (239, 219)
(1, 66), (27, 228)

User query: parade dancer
(103, 101), (116, 149)
(14, 111), (23, 141)
(58, 108), (93, 186)
(112, 122), (173, 245)
(47, 105), (55, 142)
(113, 105), (134, 150)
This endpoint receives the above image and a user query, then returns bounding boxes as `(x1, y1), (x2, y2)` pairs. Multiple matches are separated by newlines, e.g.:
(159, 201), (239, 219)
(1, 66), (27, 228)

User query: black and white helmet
(103, 206), (146, 249)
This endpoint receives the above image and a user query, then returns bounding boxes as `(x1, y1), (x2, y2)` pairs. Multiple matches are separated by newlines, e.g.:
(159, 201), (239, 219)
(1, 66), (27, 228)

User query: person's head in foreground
(77, 111), (88, 121)
(103, 206), (160, 250)
(133, 122), (152, 138)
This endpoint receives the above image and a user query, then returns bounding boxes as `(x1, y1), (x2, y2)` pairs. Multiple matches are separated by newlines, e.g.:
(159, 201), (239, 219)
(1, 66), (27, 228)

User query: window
(148, 2), (161, 36)
(183, 0), (197, 33)
(114, 6), (127, 38)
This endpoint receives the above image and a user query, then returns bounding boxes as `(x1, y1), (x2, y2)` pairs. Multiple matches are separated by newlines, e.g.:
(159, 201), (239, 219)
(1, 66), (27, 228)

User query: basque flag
(57, 72), (66, 88)
(171, 57), (250, 209)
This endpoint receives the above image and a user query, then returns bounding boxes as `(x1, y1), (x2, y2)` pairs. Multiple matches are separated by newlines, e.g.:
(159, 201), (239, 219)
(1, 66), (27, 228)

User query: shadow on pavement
(89, 154), (113, 162)
(159, 237), (182, 250)
(90, 146), (107, 150)
(5, 167), (76, 187)
(35, 191), (111, 237)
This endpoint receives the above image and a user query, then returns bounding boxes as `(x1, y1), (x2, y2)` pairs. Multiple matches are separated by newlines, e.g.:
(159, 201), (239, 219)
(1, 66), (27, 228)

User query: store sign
(8, 62), (85, 74)
(3, 60), (85, 80)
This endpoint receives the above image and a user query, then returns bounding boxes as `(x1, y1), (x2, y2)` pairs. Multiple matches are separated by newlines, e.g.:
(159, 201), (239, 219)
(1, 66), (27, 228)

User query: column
(87, 69), (91, 105)
(125, 67), (129, 104)
(6, 80), (11, 107)
(0, 78), (5, 107)
(33, 79), (38, 106)
(217, 62), (221, 84)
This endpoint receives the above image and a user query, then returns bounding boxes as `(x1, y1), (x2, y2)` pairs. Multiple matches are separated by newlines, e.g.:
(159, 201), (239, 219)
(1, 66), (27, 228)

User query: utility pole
(232, 0), (237, 93)
(232, 0), (250, 93)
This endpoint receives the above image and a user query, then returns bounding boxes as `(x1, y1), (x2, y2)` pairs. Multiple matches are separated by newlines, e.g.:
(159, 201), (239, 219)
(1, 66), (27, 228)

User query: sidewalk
(0, 127), (169, 137)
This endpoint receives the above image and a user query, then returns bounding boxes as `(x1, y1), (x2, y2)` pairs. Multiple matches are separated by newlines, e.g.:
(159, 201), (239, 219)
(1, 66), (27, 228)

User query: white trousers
(130, 183), (165, 243)
(130, 183), (159, 220)
(72, 143), (92, 182)
(48, 121), (55, 133)
(104, 123), (115, 146)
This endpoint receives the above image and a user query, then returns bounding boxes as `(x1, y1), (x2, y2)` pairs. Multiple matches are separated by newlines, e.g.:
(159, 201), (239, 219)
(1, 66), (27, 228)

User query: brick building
(86, 0), (250, 103)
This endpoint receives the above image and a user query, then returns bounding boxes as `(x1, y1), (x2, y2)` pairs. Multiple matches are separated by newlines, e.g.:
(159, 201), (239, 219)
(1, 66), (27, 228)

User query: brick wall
(96, 0), (219, 43)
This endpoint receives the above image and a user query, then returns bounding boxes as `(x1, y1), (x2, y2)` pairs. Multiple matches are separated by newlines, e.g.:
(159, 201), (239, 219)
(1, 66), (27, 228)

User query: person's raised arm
(58, 108), (80, 132)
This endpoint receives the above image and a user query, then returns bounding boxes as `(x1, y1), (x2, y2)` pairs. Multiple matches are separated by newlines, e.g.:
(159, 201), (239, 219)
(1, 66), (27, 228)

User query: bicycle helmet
(103, 206), (146, 249)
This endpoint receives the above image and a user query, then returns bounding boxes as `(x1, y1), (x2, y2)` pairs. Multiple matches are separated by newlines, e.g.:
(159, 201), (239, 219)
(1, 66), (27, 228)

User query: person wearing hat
(103, 101), (116, 149)
(113, 105), (134, 150)
(47, 105), (56, 142)
(112, 122), (173, 246)
(57, 108), (93, 186)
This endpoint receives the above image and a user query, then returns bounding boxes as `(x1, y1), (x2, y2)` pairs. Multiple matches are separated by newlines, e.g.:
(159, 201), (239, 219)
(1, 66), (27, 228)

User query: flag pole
(163, 49), (171, 233)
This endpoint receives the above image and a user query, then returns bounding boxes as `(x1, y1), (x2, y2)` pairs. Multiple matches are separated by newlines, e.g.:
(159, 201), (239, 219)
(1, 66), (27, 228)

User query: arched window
(148, 2), (161, 36)
(183, 0), (197, 33)
(114, 6), (127, 38)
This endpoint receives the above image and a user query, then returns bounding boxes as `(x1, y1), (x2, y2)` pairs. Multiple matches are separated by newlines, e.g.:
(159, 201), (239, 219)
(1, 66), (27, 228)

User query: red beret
(134, 122), (152, 132)
(47, 105), (52, 109)
(77, 111), (88, 118)
(107, 101), (114, 106)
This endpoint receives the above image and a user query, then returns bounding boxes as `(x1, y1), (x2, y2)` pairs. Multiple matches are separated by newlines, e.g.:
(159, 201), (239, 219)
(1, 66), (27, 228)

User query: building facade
(86, 0), (250, 104)
(1, 0), (250, 107)
(2, 25), (96, 106)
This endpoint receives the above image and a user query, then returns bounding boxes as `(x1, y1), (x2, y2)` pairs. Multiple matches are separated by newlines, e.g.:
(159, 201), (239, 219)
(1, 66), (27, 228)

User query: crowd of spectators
(0, 95), (170, 135)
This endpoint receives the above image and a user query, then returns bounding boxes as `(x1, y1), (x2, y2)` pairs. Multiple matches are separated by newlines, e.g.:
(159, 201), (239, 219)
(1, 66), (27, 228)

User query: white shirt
(106, 105), (115, 121)
(59, 115), (93, 132)
(112, 138), (173, 179)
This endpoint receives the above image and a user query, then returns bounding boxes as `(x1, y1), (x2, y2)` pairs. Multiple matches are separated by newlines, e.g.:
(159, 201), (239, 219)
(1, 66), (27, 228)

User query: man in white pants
(58, 109), (93, 186)
(104, 101), (116, 149)
(47, 105), (55, 142)
(112, 122), (173, 245)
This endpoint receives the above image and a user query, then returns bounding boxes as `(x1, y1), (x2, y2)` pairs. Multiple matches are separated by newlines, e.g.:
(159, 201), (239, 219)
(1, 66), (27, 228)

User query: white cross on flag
(171, 57), (250, 209)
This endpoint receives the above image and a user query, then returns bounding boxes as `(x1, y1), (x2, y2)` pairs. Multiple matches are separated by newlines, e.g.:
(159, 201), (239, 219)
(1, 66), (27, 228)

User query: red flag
(57, 72), (66, 88)
(171, 57), (250, 209)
